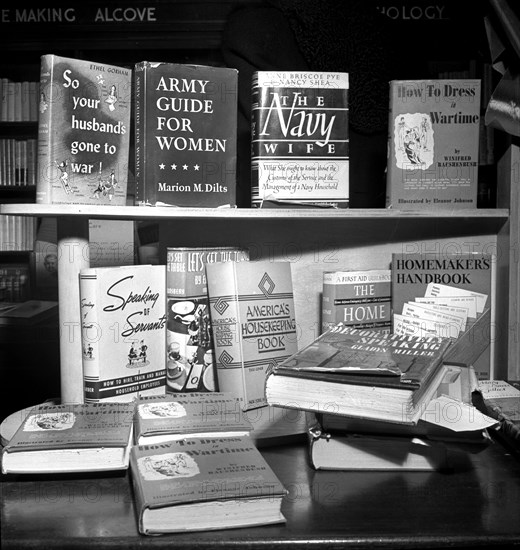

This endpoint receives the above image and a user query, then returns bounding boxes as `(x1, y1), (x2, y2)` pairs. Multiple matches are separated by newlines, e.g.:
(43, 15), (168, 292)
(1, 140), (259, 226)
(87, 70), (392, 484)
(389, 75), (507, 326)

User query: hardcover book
(134, 61), (238, 207)
(79, 264), (167, 403)
(474, 379), (520, 454)
(130, 435), (287, 535)
(307, 424), (450, 471)
(321, 269), (391, 333)
(134, 392), (252, 445)
(166, 246), (249, 393)
(1, 402), (134, 474)
(206, 260), (298, 410)
(36, 54), (131, 205)
(391, 252), (495, 379)
(386, 79), (481, 210)
(251, 71), (349, 208)
(265, 324), (452, 425)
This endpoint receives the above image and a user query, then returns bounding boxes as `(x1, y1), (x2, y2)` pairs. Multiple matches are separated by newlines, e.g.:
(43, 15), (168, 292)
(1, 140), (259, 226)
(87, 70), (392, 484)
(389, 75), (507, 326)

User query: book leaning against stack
(265, 324), (498, 471)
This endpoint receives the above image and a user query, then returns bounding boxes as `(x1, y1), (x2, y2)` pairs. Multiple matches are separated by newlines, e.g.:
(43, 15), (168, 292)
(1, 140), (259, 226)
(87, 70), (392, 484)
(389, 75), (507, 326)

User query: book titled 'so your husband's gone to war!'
(36, 54), (132, 205)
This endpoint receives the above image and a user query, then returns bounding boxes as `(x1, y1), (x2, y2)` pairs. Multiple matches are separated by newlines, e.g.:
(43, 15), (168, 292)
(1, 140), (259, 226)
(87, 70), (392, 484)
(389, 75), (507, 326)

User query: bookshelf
(1, 2), (520, 548)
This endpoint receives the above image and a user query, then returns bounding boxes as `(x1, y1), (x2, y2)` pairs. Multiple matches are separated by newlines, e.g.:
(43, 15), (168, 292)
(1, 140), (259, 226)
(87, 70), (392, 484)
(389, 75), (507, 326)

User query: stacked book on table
(265, 324), (498, 471)
(0, 392), (287, 535)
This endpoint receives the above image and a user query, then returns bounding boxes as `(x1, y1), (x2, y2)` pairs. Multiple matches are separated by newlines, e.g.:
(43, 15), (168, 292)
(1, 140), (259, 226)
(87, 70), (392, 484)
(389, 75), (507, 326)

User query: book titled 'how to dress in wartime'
(386, 79), (481, 210)
(251, 71), (349, 208)
(134, 62), (238, 207)
(36, 54), (132, 205)
(79, 265), (167, 403)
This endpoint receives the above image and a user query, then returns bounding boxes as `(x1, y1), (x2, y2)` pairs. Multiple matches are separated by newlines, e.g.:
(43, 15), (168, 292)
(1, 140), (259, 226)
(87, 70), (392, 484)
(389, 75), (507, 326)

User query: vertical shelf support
(57, 216), (89, 403)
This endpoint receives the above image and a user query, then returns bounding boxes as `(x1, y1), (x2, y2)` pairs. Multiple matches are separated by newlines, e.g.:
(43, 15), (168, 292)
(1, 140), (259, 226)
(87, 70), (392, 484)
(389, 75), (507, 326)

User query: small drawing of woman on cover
(138, 452), (200, 480)
(24, 412), (75, 431)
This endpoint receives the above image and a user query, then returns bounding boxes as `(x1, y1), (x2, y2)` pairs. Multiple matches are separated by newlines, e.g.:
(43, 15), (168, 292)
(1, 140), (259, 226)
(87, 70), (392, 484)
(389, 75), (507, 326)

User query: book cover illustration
(207, 260), (298, 410)
(130, 435), (286, 534)
(271, 324), (450, 383)
(134, 61), (238, 207)
(134, 392), (252, 443)
(386, 79), (481, 209)
(391, 252), (495, 379)
(79, 265), (167, 402)
(251, 71), (349, 208)
(36, 54), (131, 205)
(321, 269), (391, 333)
(3, 402), (134, 452)
(166, 247), (249, 393)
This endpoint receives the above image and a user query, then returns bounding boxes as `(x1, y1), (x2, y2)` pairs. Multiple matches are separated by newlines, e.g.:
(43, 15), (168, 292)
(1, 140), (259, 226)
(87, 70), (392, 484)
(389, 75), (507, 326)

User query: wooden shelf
(0, 203), (510, 222)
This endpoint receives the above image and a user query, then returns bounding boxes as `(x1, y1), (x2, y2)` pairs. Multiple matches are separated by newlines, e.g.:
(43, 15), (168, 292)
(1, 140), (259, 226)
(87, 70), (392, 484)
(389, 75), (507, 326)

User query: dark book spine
(134, 62), (152, 205)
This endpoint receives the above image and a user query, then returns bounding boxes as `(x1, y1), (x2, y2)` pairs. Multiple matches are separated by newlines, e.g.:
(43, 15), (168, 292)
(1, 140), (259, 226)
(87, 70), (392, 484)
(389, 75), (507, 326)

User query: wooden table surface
(2, 440), (520, 549)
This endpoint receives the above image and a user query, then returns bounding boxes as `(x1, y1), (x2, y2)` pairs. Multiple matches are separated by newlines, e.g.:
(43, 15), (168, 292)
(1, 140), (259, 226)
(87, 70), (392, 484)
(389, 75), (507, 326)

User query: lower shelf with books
(2, 440), (520, 548)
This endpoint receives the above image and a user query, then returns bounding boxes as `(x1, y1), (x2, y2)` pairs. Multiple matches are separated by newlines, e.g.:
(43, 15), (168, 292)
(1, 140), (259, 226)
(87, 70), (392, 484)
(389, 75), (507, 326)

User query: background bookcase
(0, 0), (519, 409)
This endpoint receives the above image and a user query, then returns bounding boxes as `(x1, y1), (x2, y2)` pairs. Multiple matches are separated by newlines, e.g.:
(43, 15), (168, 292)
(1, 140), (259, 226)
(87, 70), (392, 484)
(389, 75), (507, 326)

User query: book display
(165, 246), (249, 393)
(386, 79), (481, 210)
(134, 61), (238, 207)
(36, 54), (132, 206)
(1, 402), (134, 474)
(79, 264), (167, 403)
(130, 435), (287, 535)
(133, 392), (252, 445)
(321, 269), (391, 333)
(206, 259), (298, 411)
(251, 71), (349, 208)
(1, 1), (520, 548)
(265, 324), (452, 425)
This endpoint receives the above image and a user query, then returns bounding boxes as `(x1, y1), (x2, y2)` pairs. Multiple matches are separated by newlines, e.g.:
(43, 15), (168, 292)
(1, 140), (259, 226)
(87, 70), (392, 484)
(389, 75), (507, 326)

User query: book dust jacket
(251, 71), (349, 207)
(37, 54), (131, 205)
(386, 79), (481, 209)
(134, 62), (238, 207)
(79, 265), (167, 402)
(207, 261), (298, 410)
(165, 247), (249, 394)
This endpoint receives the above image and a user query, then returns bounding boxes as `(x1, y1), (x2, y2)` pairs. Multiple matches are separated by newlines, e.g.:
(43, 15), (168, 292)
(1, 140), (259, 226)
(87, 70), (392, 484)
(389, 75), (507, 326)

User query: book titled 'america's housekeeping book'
(166, 247), (249, 393)
(265, 324), (452, 425)
(36, 54), (131, 205)
(386, 79), (481, 210)
(322, 269), (391, 333)
(79, 264), (167, 403)
(130, 435), (287, 535)
(207, 260), (298, 411)
(134, 392), (252, 445)
(1, 402), (134, 474)
(134, 62), (238, 207)
(251, 71), (349, 208)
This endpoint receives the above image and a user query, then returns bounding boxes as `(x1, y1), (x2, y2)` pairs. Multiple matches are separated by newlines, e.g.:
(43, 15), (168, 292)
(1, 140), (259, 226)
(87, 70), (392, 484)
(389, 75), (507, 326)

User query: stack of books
(265, 324), (496, 471)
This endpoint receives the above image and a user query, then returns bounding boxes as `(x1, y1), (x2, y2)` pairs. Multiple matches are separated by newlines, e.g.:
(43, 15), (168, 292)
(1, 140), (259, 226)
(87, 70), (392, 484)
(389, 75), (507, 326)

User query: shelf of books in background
(0, 138), (38, 188)
(36, 54), (132, 205)
(206, 258), (311, 446)
(251, 71), (349, 208)
(0, 77), (39, 122)
(265, 324), (498, 471)
(386, 79), (481, 210)
(165, 247), (249, 394)
(321, 269), (391, 334)
(391, 251), (495, 380)
(134, 62), (238, 207)
(79, 264), (166, 403)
